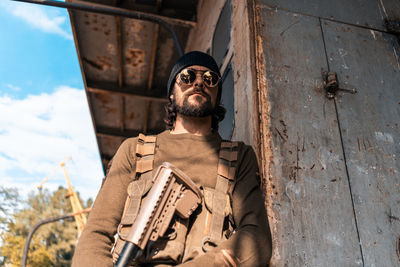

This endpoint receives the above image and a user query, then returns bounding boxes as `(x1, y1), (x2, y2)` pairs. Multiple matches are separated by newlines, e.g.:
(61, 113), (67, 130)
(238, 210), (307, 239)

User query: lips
(187, 89), (209, 99)
(191, 92), (206, 97)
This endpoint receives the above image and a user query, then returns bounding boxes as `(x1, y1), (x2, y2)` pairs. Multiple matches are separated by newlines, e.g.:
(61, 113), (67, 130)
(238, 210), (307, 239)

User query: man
(72, 51), (272, 266)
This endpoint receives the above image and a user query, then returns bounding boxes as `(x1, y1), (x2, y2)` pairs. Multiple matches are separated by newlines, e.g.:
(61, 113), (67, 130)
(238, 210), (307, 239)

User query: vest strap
(136, 157), (154, 173)
(219, 150), (238, 162)
(119, 134), (156, 227)
(138, 133), (156, 143)
(207, 141), (238, 245)
(136, 142), (156, 156)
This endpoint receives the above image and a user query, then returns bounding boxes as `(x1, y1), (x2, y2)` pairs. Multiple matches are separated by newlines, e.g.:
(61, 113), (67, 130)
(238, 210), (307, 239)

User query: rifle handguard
(125, 162), (202, 250)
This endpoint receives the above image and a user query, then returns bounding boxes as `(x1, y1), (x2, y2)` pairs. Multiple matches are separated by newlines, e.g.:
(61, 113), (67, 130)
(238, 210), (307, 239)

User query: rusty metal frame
(248, 0), (272, 203)
(115, 16), (126, 133)
(11, 0), (189, 56)
(86, 80), (168, 102)
(96, 126), (141, 138)
(142, 0), (163, 134)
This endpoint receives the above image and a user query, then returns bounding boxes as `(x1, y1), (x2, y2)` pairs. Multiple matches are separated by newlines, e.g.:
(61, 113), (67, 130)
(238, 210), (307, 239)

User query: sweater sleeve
(178, 145), (272, 267)
(72, 138), (137, 267)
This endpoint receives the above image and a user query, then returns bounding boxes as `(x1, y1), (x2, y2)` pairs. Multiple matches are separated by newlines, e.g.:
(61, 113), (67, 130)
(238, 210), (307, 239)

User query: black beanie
(167, 51), (221, 98)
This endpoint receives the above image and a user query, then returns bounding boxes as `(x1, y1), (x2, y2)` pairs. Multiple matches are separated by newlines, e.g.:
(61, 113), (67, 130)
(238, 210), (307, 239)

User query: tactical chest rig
(112, 134), (239, 266)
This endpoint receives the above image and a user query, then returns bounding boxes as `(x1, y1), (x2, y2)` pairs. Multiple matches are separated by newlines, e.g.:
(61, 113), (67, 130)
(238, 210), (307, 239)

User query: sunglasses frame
(177, 68), (221, 88)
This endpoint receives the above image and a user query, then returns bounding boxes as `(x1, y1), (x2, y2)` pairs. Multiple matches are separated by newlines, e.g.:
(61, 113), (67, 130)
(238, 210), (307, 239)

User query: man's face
(170, 65), (219, 117)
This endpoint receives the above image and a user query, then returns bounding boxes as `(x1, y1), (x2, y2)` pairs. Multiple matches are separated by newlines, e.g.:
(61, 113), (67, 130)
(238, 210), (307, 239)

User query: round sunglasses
(178, 68), (221, 88)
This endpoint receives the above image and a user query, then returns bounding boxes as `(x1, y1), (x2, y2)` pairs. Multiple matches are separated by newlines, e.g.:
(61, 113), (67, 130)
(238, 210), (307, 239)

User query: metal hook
(201, 236), (217, 252)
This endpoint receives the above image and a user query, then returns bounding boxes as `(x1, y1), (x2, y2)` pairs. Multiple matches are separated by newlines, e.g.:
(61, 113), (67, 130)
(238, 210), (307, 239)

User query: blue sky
(0, 1), (104, 201)
(0, 0), (83, 98)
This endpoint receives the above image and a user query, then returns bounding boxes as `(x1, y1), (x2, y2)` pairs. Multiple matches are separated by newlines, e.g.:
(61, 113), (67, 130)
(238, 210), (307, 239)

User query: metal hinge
(322, 71), (357, 99)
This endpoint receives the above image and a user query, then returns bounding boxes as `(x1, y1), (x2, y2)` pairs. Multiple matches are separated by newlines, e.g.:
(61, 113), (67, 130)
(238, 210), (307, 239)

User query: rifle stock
(115, 162), (202, 267)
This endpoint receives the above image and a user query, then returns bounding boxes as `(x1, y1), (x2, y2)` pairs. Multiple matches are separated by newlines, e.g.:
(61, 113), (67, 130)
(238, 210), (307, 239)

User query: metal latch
(322, 71), (357, 99)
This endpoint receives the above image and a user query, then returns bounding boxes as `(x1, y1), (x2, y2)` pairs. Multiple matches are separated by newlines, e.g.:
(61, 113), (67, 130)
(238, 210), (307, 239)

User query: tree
(0, 186), (20, 232)
(0, 187), (92, 267)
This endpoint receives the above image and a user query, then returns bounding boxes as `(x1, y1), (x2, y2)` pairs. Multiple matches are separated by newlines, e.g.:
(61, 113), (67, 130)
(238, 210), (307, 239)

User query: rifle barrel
(114, 242), (140, 267)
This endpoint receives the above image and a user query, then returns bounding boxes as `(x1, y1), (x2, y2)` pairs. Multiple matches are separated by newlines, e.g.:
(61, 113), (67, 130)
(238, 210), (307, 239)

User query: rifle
(114, 162), (203, 267)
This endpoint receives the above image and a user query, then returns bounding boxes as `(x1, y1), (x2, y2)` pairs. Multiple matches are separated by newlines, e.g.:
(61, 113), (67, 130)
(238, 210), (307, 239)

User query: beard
(172, 90), (214, 117)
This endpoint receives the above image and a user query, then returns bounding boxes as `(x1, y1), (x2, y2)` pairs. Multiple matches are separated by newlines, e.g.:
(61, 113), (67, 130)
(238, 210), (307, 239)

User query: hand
(219, 249), (239, 267)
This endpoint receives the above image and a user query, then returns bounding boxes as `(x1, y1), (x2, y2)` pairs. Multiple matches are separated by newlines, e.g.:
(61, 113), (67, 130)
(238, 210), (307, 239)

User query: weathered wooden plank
(380, 0), (400, 22)
(322, 20), (400, 267)
(257, 7), (364, 266)
(259, 0), (386, 31)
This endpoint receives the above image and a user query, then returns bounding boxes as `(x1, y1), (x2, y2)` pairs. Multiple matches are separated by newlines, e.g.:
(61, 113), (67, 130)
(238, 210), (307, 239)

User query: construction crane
(38, 156), (88, 236)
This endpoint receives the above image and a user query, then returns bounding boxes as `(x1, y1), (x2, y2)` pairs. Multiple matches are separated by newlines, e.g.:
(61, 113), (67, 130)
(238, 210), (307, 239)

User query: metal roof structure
(67, 0), (198, 172)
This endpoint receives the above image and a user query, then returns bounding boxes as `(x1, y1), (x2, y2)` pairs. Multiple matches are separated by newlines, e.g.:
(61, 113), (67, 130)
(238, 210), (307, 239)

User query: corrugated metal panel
(68, 0), (198, 171)
(76, 11), (119, 83)
(122, 19), (154, 88)
(90, 92), (121, 128)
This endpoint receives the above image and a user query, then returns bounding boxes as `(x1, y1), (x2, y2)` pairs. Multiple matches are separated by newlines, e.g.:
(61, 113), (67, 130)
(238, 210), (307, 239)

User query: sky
(0, 1), (104, 201)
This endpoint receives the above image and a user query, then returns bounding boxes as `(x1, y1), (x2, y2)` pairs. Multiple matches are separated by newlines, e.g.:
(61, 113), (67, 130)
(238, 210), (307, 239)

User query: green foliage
(1, 234), (52, 267)
(0, 186), (20, 232)
(0, 186), (91, 267)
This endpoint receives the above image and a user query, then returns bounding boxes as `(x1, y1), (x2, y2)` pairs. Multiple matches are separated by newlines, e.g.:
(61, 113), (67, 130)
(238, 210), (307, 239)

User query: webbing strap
(136, 157), (154, 173)
(208, 177), (229, 243)
(138, 133), (156, 143)
(136, 143), (156, 156)
(120, 178), (151, 225)
(119, 134), (156, 227)
(220, 142), (238, 149)
(208, 141), (238, 244)
(217, 163), (236, 181)
(219, 150), (238, 162)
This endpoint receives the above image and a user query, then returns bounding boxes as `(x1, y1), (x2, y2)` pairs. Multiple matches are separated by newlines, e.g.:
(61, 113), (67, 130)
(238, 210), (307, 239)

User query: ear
(169, 85), (176, 102)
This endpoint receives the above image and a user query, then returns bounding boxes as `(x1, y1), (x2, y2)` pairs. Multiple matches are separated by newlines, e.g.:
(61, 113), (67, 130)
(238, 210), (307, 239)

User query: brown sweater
(72, 130), (272, 267)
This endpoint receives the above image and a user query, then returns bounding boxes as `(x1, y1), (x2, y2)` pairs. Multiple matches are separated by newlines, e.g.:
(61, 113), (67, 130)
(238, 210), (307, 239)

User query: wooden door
(322, 20), (400, 267)
(254, 1), (400, 266)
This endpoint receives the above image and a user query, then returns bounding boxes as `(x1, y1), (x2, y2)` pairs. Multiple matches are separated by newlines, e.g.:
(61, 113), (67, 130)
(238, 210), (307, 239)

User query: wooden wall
(187, 0), (400, 266)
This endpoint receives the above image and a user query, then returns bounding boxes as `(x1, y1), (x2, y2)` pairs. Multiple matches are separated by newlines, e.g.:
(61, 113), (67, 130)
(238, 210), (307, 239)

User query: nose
(193, 73), (204, 88)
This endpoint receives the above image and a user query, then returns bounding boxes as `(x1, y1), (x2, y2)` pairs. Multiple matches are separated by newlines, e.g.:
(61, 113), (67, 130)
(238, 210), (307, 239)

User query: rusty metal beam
(12, 0), (187, 56)
(142, 0), (163, 134)
(143, 24), (159, 132)
(86, 80), (168, 102)
(119, 96), (126, 131)
(96, 126), (141, 138)
(100, 153), (113, 171)
(96, 125), (163, 138)
(115, 16), (126, 133)
(116, 17), (124, 89)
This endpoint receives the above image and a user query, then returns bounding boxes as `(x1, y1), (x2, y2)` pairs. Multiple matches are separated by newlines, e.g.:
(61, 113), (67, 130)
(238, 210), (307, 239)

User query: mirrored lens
(203, 71), (220, 87)
(179, 69), (221, 87)
(179, 69), (196, 85)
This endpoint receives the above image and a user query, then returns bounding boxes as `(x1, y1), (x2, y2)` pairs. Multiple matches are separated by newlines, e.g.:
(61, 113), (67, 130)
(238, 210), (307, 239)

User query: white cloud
(7, 84), (21, 91)
(0, 87), (104, 201)
(1, 1), (72, 40)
